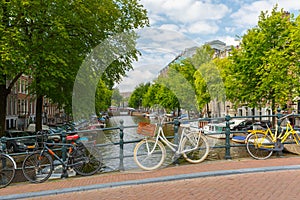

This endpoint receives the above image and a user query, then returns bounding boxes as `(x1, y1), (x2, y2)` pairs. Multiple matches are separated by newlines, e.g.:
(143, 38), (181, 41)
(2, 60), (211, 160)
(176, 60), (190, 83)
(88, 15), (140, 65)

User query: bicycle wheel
(72, 144), (103, 176)
(182, 132), (210, 163)
(22, 152), (53, 183)
(246, 133), (273, 160)
(133, 139), (166, 171)
(0, 154), (16, 188)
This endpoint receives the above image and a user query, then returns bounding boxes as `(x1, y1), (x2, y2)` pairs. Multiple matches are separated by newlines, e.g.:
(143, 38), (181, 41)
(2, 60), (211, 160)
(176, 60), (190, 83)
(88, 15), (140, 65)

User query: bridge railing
(1, 110), (300, 173)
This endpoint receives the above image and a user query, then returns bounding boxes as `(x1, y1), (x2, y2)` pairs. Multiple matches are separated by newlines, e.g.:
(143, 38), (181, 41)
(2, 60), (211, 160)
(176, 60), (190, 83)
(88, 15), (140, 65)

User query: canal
(90, 115), (251, 172)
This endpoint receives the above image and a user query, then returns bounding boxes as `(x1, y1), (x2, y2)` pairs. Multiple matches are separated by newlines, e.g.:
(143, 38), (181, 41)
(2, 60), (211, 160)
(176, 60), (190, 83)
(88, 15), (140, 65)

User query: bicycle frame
(247, 117), (300, 149)
(149, 123), (201, 155)
(38, 141), (78, 168)
(277, 122), (300, 144)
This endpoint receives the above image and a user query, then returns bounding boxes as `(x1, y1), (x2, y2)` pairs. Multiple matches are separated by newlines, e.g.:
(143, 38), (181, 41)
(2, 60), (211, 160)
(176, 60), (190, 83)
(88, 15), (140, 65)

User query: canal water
(89, 115), (250, 172)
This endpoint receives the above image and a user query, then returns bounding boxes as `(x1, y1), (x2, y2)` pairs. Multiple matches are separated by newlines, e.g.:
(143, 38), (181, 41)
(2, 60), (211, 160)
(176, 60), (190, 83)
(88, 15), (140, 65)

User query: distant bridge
(109, 107), (142, 116)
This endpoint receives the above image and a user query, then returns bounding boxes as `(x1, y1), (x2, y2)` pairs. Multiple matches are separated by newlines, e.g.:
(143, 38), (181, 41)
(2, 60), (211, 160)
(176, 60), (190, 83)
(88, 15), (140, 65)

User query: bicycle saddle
(66, 134), (80, 141)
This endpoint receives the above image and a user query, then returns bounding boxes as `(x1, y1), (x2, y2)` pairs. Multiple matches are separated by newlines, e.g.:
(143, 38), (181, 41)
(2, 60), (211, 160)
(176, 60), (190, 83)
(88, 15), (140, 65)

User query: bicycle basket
(137, 122), (156, 137)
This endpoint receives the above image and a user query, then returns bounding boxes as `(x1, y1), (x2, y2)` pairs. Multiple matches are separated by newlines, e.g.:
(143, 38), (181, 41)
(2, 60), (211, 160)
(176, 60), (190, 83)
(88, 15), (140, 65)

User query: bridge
(109, 106), (144, 116)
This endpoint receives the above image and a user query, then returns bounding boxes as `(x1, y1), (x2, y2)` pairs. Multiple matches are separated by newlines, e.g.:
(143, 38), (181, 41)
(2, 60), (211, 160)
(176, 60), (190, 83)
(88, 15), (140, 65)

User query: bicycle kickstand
(61, 168), (69, 179)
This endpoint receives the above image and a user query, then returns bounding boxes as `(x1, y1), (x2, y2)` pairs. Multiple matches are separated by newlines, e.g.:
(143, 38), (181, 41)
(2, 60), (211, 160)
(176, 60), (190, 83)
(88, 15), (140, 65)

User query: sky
(115, 0), (300, 93)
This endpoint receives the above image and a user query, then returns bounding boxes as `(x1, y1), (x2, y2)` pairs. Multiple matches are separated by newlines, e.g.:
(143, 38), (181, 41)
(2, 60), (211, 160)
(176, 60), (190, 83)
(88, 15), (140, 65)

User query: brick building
(6, 75), (64, 130)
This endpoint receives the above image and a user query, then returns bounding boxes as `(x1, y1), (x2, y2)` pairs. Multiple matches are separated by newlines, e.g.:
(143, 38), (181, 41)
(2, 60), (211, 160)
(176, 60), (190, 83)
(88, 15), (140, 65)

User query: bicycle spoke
(72, 144), (103, 176)
(22, 152), (53, 183)
(182, 133), (209, 164)
(134, 139), (166, 170)
(246, 133), (273, 160)
(0, 154), (15, 188)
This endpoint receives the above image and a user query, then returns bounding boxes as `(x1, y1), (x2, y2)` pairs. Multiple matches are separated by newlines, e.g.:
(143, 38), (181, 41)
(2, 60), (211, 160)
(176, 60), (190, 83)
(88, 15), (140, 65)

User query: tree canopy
(0, 0), (149, 135)
(226, 6), (300, 113)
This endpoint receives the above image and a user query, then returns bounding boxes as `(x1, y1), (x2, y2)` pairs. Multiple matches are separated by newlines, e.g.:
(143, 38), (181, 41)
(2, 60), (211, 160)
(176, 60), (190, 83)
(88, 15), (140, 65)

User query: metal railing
(1, 110), (300, 172)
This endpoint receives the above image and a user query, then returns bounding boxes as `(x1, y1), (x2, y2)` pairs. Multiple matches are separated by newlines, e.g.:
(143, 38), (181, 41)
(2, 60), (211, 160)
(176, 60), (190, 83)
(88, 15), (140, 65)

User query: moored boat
(203, 123), (233, 139)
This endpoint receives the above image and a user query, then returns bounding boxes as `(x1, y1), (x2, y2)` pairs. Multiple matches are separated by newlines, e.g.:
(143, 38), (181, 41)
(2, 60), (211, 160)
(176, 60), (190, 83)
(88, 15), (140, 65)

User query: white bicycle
(133, 117), (209, 170)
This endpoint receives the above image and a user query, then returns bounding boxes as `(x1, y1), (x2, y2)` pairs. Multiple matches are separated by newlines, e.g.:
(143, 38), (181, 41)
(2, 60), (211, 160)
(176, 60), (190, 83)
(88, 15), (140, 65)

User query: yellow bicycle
(246, 113), (300, 160)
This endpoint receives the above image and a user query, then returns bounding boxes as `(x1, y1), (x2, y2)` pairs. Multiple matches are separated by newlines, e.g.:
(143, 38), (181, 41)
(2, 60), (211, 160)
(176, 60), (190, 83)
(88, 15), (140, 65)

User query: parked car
(26, 124), (50, 132)
(231, 120), (272, 131)
(4, 130), (36, 153)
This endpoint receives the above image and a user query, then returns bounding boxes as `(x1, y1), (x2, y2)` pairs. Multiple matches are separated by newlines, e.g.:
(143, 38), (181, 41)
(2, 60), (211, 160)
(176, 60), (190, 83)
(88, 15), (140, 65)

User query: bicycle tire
(0, 154), (16, 188)
(133, 139), (166, 171)
(182, 132), (210, 163)
(72, 144), (103, 176)
(22, 152), (53, 183)
(246, 132), (273, 160)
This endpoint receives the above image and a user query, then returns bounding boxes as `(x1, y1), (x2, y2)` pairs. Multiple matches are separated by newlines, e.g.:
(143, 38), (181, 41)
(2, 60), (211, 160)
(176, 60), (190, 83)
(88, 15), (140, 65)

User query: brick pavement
(28, 170), (300, 200)
(1, 156), (300, 200)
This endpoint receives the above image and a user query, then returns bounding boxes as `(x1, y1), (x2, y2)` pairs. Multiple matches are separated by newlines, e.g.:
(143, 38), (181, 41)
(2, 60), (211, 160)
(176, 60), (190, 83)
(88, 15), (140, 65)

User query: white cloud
(117, 0), (300, 92)
(230, 0), (300, 29)
(276, 0), (300, 11)
(159, 24), (181, 32)
(217, 36), (240, 47)
(136, 28), (198, 53)
(187, 21), (219, 34)
(231, 1), (272, 27)
(141, 0), (230, 24)
(117, 68), (154, 92)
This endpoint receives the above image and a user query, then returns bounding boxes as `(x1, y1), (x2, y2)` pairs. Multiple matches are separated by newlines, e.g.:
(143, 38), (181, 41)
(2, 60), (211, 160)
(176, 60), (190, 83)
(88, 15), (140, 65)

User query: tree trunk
(0, 84), (9, 137)
(0, 72), (23, 136)
(35, 95), (43, 132)
(206, 103), (210, 118)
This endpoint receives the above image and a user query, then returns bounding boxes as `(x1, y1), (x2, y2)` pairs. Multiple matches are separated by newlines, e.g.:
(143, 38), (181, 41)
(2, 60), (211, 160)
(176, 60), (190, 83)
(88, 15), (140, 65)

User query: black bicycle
(22, 131), (103, 183)
(0, 143), (16, 188)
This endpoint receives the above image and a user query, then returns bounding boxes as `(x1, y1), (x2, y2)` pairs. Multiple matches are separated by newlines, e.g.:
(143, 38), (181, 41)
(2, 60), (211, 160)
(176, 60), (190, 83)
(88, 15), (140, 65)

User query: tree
(156, 64), (196, 115)
(95, 80), (112, 115)
(191, 45), (217, 116)
(142, 83), (179, 113)
(111, 88), (123, 107)
(226, 6), (299, 114)
(128, 82), (150, 109)
(0, 0), (149, 135)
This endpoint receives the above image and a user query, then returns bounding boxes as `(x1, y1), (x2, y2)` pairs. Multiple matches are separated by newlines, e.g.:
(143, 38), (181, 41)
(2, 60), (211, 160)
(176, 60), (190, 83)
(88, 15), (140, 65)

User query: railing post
(173, 118), (180, 165)
(1, 137), (7, 152)
(276, 107), (282, 133)
(276, 108), (283, 156)
(225, 115), (232, 159)
(61, 132), (67, 161)
(119, 119), (124, 171)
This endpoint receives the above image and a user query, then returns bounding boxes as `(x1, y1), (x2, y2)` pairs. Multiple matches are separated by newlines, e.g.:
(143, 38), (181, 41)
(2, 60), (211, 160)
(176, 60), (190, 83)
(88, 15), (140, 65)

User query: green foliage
(156, 66), (196, 111)
(0, 0), (149, 134)
(226, 6), (300, 112)
(142, 83), (179, 112)
(128, 82), (150, 108)
(191, 45), (217, 110)
(95, 80), (112, 114)
(111, 88), (123, 107)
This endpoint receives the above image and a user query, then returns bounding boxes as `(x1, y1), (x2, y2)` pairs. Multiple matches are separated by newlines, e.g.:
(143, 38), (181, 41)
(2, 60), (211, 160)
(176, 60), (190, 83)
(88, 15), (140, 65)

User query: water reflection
(98, 116), (148, 171)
